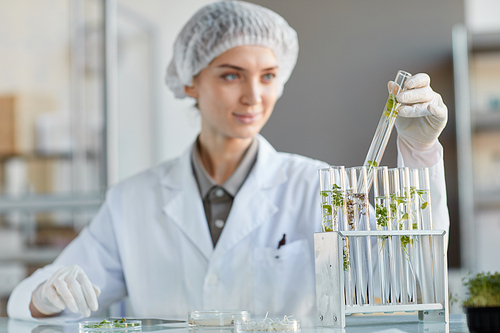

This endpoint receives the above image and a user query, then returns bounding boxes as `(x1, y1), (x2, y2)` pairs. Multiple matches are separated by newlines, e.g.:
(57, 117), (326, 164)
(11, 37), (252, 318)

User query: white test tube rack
(314, 229), (449, 329)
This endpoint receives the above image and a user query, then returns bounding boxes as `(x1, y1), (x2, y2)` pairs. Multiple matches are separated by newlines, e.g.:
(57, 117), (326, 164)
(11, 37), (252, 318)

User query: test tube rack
(314, 230), (449, 328)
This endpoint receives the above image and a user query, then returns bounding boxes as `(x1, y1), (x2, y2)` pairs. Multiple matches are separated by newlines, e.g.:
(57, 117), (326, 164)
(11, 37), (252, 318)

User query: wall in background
(247, 0), (464, 267)
(118, 0), (216, 166)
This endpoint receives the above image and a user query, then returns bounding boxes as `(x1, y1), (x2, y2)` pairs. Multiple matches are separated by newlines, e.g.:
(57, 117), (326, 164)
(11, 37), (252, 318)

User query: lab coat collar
(161, 143), (213, 261)
(212, 135), (285, 259)
(252, 134), (288, 188)
(160, 135), (287, 261)
(159, 134), (286, 190)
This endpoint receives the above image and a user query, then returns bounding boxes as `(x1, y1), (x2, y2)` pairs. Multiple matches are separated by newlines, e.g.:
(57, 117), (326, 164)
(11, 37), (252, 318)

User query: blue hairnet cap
(165, 0), (299, 99)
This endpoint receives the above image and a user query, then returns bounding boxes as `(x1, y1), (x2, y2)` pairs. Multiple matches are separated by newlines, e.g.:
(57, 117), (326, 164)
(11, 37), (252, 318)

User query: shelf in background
(473, 111), (500, 130)
(475, 190), (500, 208)
(471, 31), (500, 53)
(0, 247), (60, 265)
(0, 193), (105, 213)
(0, 150), (100, 162)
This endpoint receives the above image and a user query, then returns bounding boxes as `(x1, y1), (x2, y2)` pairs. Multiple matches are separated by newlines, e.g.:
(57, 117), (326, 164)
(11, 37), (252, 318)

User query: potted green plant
(463, 272), (500, 333)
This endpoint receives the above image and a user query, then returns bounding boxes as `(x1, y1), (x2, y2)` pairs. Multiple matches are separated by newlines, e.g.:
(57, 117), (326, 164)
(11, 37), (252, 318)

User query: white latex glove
(389, 73), (448, 150)
(32, 265), (101, 317)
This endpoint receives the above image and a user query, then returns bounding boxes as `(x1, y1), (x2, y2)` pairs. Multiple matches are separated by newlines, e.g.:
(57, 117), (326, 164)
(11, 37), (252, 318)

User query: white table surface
(0, 314), (469, 333)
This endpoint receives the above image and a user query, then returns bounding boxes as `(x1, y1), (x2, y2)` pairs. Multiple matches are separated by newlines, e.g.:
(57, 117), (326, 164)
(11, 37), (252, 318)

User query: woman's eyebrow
(217, 64), (245, 71)
(216, 64), (278, 71)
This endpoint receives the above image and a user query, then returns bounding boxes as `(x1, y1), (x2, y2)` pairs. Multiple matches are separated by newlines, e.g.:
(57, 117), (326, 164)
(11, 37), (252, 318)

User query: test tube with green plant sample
(410, 167), (436, 304)
(389, 167), (418, 304)
(319, 167), (346, 232)
(361, 70), (412, 193)
(322, 166), (356, 305)
(345, 166), (374, 305)
(373, 166), (394, 304)
(319, 168), (334, 232)
(387, 168), (404, 303)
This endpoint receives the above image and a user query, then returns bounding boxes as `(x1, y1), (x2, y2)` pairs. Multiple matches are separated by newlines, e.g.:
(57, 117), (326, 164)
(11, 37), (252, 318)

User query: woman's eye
(262, 73), (276, 81)
(223, 73), (239, 81)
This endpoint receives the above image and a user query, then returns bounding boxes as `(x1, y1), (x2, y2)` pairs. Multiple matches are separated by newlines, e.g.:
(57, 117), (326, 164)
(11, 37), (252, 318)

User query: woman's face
(185, 45), (279, 141)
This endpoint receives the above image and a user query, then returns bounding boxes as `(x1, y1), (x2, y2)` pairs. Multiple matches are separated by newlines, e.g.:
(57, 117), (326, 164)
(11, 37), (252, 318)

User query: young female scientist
(8, 0), (449, 322)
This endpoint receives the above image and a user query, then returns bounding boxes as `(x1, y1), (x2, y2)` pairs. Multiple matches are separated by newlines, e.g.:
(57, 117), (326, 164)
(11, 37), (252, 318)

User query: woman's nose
(241, 80), (262, 105)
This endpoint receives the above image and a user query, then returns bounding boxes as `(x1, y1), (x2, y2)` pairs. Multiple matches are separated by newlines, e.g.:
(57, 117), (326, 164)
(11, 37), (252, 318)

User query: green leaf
(322, 204), (332, 215)
(421, 202), (428, 210)
(384, 94), (398, 117)
(401, 213), (409, 220)
(343, 246), (350, 271)
(366, 160), (378, 168)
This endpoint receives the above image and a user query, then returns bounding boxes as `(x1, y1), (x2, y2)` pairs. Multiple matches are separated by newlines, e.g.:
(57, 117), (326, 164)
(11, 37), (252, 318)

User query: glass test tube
(361, 70), (412, 193)
(410, 167), (436, 304)
(329, 166), (355, 306)
(388, 168), (402, 303)
(396, 167), (417, 304)
(410, 168), (433, 230)
(319, 168), (334, 232)
(320, 167), (353, 305)
(373, 166), (392, 305)
(346, 166), (373, 305)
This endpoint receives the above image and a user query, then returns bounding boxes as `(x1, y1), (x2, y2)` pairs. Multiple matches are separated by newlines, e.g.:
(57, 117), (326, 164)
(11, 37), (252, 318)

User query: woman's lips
(233, 112), (261, 124)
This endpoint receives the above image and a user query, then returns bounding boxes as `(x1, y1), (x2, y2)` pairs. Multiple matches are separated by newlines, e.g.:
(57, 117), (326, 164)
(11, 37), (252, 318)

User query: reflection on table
(1, 314), (470, 333)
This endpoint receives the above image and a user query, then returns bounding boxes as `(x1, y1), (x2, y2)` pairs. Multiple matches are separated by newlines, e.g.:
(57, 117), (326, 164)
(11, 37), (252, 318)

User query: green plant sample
(320, 184), (344, 232)
(408, 187), (429, 216)
(346, 191), (367, 230)
(83, 318), (139, 329)
(331, 184), (344, 207)
(387, 187), (430, 260)
(400, 234), (411, 257)
(320, 190), (333, 232)
(375, 204), (388, 228)
(344, 191), (367, 272)
(383, 93), (399, 118)
(375, 202), (389, 251)
(463, 272), (500, 308)
(343, 244), (350, 271)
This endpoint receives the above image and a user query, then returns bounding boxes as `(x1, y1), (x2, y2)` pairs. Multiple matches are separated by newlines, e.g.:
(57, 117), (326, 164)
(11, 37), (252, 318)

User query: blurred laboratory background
(0, 0), (499, 317)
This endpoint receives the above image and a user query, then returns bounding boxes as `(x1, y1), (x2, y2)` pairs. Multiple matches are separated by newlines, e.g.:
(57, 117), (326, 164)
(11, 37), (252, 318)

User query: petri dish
(78, 319), (142, 331)
(188, 310), (250, 328)
(234, 318), (300, 333)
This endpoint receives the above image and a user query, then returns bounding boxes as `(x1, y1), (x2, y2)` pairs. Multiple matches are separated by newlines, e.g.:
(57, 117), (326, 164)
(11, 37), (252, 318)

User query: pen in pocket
(277, 234), (286, 249)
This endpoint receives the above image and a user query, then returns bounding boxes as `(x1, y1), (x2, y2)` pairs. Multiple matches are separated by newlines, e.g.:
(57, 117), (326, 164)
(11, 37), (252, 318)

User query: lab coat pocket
(253, 239), (315, 317)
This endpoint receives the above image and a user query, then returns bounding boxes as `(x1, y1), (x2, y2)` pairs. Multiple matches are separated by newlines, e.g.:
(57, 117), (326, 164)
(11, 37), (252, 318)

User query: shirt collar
(191, 137), (259, 198)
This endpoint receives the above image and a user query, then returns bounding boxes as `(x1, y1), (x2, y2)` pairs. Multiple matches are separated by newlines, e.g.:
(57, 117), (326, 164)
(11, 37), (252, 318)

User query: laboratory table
(0, 314), (470, 333)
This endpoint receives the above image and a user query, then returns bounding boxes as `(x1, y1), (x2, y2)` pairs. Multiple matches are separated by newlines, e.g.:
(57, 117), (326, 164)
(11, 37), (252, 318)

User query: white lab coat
(7, 134), (449, 323)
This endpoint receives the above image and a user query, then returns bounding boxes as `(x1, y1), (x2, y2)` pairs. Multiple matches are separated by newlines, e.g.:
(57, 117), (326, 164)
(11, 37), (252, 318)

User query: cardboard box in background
(0, 94), (56, 156)
(473, 131), (500, 192)
(28, 158), (54, 194)
(471, 52), (500, 113)
(0, 97), (14, 156)
(0, 94), (57, 195)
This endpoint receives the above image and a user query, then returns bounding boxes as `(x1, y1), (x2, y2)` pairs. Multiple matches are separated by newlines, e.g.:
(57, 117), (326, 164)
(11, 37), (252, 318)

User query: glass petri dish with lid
(188, 310), (250, 328)
(78, 319), (142, 331)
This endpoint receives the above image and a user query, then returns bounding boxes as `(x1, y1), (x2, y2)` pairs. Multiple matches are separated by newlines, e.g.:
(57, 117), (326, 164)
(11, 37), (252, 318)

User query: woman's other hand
(30, 265), (100, 318)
